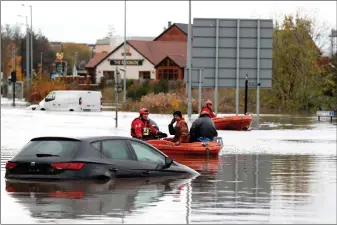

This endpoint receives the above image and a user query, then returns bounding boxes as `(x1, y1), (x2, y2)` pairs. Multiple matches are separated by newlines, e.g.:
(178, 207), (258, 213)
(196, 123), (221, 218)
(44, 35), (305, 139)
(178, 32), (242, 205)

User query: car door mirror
(165, 157), (173, 167)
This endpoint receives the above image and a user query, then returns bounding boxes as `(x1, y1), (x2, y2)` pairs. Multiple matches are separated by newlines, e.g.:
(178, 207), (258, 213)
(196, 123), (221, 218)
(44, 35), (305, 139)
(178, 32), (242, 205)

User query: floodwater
(1, 108), (336, 224)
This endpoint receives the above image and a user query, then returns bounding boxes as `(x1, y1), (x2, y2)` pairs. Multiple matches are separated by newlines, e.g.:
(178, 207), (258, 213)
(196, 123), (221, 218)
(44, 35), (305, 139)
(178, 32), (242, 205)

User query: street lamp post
(22, 4), (33, 84)
(123, 0), (127, 103)
(18, 15), (30, 92)
(40, 52), (43, 74)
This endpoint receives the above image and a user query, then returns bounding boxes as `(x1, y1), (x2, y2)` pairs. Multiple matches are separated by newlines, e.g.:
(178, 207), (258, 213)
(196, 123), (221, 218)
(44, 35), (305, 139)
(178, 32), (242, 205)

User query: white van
(38, 90), (102, 112)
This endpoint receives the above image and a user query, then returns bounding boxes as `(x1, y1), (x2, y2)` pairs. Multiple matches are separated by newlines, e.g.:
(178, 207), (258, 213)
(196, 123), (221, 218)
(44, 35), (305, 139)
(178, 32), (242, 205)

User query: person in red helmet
(200, 100), (216, 118)
(131, 108), (167, 140)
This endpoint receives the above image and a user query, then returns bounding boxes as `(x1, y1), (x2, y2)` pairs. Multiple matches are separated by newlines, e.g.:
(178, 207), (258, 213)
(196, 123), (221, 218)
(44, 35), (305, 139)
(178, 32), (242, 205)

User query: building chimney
(168, 21), (172, 27)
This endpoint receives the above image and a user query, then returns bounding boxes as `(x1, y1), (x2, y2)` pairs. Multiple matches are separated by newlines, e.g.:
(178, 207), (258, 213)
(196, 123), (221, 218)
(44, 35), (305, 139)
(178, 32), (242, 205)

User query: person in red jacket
(131, 108), (166, 140)
(199, 100), (216, 118)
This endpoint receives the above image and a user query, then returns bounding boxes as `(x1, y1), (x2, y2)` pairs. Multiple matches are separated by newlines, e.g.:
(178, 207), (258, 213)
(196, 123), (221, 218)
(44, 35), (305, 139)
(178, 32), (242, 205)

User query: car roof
(30, 136), (139, 143)
(29, 136), (169, 157)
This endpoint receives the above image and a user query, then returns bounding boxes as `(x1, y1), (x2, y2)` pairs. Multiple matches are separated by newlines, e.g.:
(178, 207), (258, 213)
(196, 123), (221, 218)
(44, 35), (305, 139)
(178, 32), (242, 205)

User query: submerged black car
(5, 136), (199, 180)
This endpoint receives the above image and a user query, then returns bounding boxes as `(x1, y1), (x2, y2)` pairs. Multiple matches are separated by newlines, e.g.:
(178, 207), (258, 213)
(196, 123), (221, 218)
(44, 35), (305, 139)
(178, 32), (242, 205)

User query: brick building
(85, 22), (190, 83)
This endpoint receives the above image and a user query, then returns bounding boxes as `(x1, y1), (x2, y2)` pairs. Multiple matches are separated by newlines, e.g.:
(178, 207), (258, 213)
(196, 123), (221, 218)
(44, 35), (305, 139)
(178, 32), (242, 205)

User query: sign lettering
(110, 60), (143, 66)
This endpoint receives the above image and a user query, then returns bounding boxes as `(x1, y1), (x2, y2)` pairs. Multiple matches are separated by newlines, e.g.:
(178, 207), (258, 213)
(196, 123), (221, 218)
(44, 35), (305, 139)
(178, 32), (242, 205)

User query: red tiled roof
(127, 40), (187, 67)
(85, 52), (109, 68)
(167, 55), (186, 67)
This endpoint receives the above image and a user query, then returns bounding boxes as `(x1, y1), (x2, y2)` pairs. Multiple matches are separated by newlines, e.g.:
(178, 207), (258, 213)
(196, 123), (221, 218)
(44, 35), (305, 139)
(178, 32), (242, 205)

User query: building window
(139, 71), (151, 80)
(102, 71), (114, 84)
(158, 69), (178, 80)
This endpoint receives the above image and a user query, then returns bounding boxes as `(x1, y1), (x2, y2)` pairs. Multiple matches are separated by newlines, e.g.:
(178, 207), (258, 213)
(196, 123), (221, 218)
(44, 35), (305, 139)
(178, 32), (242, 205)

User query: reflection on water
(4, 176), (193, 222)
(2, 154), (336, 224)
(1, 109), (336, 223)
(252, 114), (337, 130)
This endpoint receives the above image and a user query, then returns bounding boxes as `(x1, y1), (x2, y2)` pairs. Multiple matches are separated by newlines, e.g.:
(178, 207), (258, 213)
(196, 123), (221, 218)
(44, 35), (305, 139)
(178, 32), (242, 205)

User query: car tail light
(79, 97), (82, 105)
(5, 161), (17, 169)
(5, 186), (15, 193)
(51, 162), (84, 170)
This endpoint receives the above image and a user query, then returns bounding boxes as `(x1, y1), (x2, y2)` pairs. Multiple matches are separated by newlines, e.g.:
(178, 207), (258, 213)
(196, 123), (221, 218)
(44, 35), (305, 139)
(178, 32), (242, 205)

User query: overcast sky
(1, 1), (336, 48)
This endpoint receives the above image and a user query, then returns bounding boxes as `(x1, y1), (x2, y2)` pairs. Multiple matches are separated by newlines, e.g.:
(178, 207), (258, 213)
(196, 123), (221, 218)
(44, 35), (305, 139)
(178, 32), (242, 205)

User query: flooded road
(1, 108), (336, 223)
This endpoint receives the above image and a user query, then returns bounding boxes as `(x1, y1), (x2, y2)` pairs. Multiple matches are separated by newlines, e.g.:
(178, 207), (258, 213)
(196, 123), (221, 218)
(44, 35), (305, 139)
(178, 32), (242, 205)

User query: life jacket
(131, 117), (152, 137)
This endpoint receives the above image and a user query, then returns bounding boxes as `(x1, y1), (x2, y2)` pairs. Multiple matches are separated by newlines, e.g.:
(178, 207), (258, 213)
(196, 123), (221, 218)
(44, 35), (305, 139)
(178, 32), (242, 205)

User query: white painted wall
(95, 43), (155, 83)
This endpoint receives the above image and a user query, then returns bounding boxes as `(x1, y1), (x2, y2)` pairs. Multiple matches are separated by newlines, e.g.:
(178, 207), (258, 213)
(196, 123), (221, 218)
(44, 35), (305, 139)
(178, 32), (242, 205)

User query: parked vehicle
(37, 90), (102, 112)
(5, 136), (199, 180)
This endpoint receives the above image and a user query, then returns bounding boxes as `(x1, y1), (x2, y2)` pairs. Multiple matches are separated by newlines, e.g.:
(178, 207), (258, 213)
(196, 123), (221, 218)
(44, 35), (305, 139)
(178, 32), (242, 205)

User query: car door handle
(109, 168), (118, 172)
(143, 171), (151, 175)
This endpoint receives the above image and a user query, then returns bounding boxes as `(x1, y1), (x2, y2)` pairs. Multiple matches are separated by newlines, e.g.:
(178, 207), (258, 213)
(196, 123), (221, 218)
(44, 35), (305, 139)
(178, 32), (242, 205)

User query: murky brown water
(1, 108), (336, 223)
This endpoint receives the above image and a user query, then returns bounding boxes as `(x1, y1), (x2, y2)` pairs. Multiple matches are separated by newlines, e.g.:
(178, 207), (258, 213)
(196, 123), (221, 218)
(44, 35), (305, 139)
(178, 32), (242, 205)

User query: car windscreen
(12, 140), (81, 161)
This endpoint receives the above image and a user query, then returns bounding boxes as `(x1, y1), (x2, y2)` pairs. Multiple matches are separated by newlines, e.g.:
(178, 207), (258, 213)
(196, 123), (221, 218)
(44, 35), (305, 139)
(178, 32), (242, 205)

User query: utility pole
(123, 0), (127, 103)
(187, 0), (192, 120)
(40, 52), (43, 74)
(30, 5), (33, 83)
(11, 46), (15, 73)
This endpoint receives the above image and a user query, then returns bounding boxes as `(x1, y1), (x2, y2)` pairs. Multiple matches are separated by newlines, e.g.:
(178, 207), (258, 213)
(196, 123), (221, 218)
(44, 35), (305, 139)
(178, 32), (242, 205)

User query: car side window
(46, 92), (56, 102)
(102, 140), (131, 160)
(129, 141), (165, 164)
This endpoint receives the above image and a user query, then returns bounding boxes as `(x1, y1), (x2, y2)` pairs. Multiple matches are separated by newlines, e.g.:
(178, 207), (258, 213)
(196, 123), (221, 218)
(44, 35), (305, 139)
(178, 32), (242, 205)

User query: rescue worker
(168, 111), (189, 145)
(200, 100), (217, 118)
(131, 108), (167, 140)
(148, 118), (160, 131)
(189, 110), (218, 143)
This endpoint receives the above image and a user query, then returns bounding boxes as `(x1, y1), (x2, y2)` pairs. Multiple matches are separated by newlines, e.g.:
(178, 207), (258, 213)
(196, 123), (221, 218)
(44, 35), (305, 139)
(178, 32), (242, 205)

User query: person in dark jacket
(168, 111), (189, 145)
(189, 110), (218, 143)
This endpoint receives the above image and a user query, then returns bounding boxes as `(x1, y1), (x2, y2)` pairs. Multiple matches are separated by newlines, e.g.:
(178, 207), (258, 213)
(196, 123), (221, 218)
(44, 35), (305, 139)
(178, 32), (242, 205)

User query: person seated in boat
(200, 100), (217, 118)
(168, 111), (189, 146)
(189, 110), (218, 143)
(148, 118), (160, 131)
(131, 108), (167, 141)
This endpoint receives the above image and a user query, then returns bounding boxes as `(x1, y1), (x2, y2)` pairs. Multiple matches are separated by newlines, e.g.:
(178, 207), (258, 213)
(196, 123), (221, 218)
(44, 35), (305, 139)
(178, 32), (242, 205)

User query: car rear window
(14, 140), (81, 160)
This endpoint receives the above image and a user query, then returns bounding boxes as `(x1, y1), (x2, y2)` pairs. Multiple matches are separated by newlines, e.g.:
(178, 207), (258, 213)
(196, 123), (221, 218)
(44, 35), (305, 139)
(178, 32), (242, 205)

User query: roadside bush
(153, 80), (169, 94)
(29, 78), (72, 103)
(127, 85), (150, 101)
(102, 87), (114, 102)
(138, 91), (199, 114)
(126, 79), (135, 89)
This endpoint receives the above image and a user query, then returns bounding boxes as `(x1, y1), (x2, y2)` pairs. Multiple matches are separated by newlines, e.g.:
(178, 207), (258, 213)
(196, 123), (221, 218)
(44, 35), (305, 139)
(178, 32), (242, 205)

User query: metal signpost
(10, 71), (17, 106)
(198, 68), (203, 113)
(187, 0), (192, 119)
(316, 111), (335, 122)
(123, 0), (127, 104)
(185, 18), (273, 120)
(114, 67), (121, 128)
(185, 67), (204, 117)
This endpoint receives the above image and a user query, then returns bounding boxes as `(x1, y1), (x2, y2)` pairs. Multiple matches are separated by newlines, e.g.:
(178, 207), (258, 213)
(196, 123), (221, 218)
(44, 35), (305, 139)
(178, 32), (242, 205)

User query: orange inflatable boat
(147, 137), (223, 156)
(212, 114), (253, 131)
